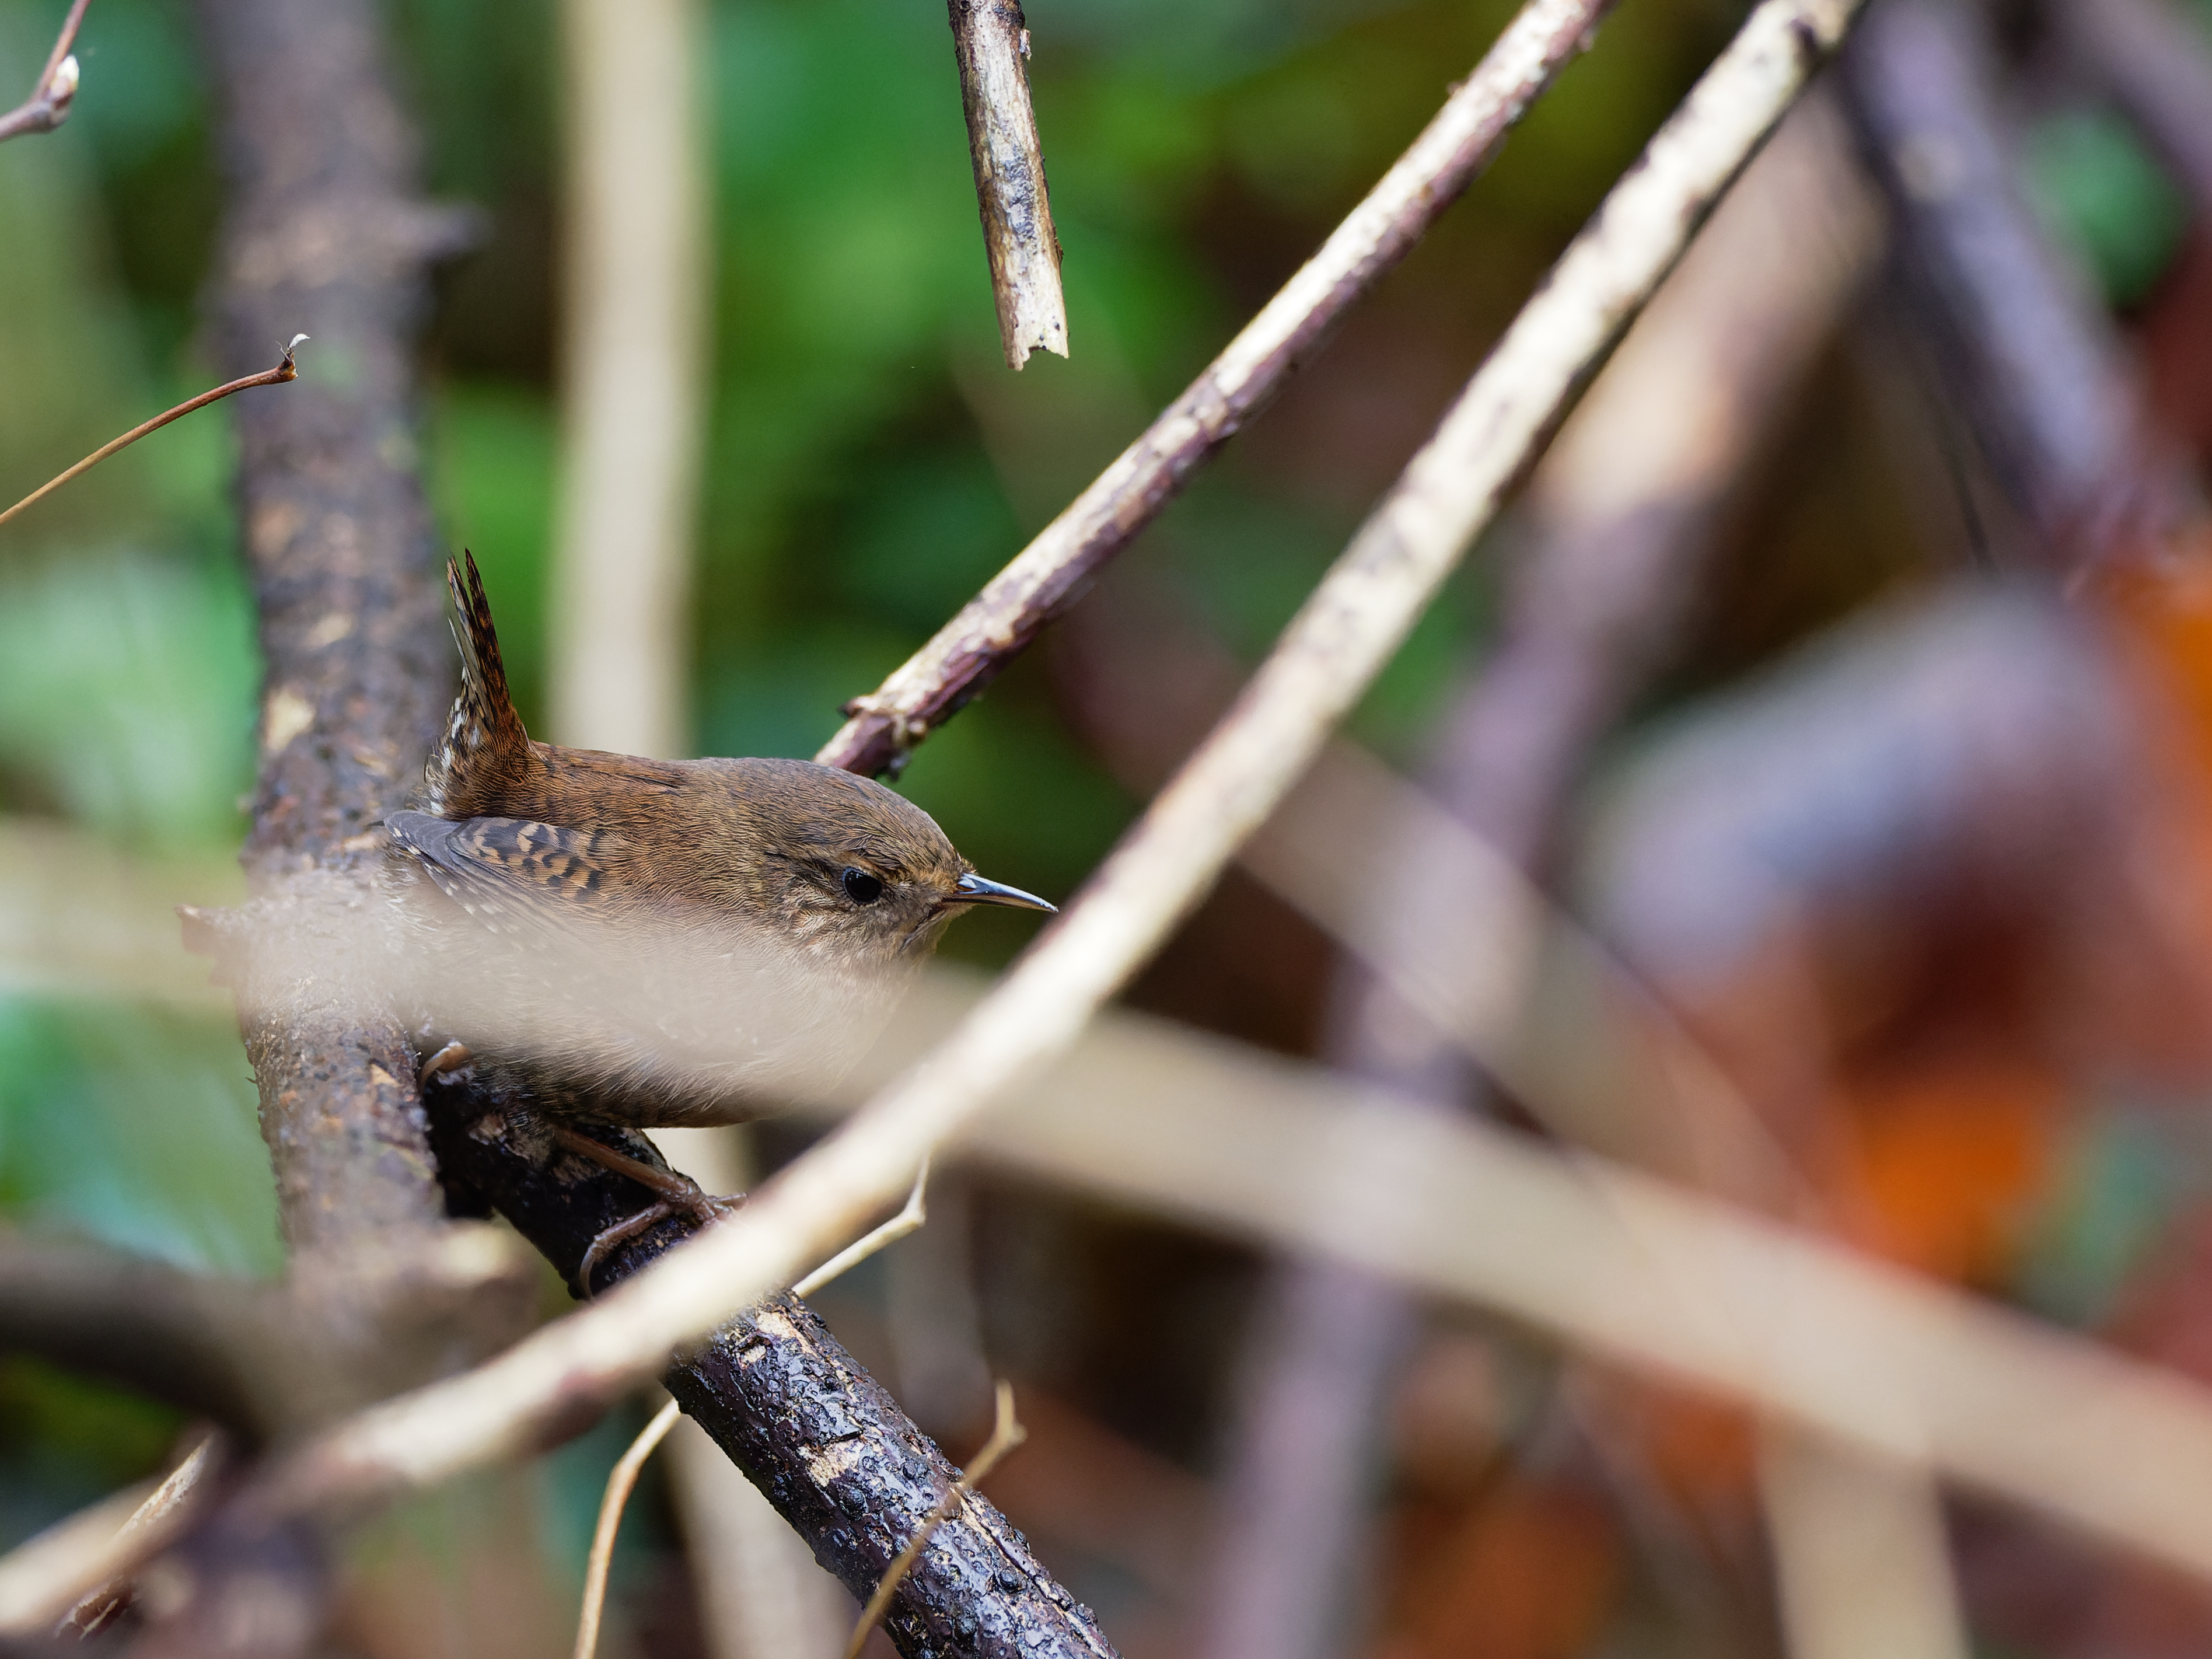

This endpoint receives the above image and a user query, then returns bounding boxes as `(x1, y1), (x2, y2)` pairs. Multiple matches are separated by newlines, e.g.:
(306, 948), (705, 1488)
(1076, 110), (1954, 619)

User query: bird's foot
(418, 1041), (474, 1085)
(552, 1126), (743, 1295)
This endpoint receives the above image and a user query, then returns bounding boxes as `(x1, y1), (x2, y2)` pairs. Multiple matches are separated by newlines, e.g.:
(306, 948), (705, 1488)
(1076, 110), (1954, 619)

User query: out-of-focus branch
(249, 0), (1865, 1517)
(0, 1235), (276, 1433)
(0, 0), (88, 143)
(2060, 0), (2212, 218)
(1758, 1430), (1972, 1659)
(195, 0), (472, 1246)
(1195, 97), (1884, 1659)
(948, 1), (1067, 368)
(422, 1086), (1117, 1659)
(550, 0), (709, 759)
(1846, 0), (2163, 568)
(816, 0), (1618, 777)
(0, 340), (303, 530)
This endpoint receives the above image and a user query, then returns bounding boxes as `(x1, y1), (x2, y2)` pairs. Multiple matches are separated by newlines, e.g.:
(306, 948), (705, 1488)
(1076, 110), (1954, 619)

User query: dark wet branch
(424, 1081), (1121, 1659)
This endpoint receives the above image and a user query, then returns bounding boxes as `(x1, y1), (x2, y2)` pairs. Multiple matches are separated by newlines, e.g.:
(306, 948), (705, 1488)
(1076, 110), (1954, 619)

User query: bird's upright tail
(419, 551), (533, 818)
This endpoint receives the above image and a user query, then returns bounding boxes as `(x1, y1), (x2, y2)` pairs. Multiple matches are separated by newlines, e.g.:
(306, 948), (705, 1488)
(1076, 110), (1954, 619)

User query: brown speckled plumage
(387, 554), (1051, 1126)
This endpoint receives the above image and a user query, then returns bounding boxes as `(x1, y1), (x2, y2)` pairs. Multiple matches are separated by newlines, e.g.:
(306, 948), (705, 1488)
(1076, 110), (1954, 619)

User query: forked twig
(843, 1381), (1028, 1659)
(0, 0), (90, 144)
(568, 1158), (931, 1659)
(793, 1155), (929, 1298)
(572, 1397), (682, 1659)
(0, 336), (306, 530)
(817, 0), (1617, 777)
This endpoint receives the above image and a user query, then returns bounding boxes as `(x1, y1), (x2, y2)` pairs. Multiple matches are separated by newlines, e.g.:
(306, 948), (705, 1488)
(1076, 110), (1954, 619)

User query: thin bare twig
(247, 0), (1865, 1521)
(816, 0), (1618, 777)
(573, 1398), (683, 1659)
(0, 337), (305, 530)
(568, 1160), (929, 1659)
(2060, 0), (2212, 219)
(793, 1155), (930, 1297)
(949, 1), (1067, 368)
(844, 1381), (1029, 1659)
(0, 0), (89, 143)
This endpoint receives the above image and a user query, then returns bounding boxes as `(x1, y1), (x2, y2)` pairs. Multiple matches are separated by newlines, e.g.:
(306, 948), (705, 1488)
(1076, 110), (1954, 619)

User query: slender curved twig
(571, 1398), (682, 1659)
(0, 337), (306, 530)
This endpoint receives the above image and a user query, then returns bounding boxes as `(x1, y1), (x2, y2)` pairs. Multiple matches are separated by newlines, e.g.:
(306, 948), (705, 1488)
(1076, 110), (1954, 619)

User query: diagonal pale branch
(817, 0), (1617, 778)
(243, 0), (1868, 1522)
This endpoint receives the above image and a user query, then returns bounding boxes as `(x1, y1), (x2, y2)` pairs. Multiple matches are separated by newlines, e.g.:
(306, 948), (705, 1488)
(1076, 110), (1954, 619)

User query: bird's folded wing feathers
(386, 809), (613, 940)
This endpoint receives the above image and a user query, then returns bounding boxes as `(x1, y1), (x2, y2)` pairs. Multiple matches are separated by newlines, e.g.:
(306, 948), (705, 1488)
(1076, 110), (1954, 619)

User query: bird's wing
(386, 809), (614, 941)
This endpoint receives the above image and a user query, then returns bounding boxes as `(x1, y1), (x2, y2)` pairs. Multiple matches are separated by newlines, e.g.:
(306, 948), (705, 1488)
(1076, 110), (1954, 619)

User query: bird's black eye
(841, 867), (885, 906)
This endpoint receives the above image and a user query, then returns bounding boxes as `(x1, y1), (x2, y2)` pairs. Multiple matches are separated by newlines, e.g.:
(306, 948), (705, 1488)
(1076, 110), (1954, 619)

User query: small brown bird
(387, 556), (1050, 1248)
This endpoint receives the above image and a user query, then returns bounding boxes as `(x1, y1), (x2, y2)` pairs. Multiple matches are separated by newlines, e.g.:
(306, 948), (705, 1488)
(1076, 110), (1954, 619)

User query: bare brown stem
(572, 1398), (683, 1659)
(0, 338), (303, 530)
(0, 0), (90, 142)
(844, 1382), (1029, 1659)
(817, 0), (1618, 777)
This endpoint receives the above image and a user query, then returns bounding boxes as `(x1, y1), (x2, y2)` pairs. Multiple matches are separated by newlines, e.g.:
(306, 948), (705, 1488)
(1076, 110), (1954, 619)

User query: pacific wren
(386, 554), (1052, 1136)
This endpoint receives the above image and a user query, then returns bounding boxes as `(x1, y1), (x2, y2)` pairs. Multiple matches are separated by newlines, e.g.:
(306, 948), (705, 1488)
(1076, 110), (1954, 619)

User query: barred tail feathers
(420, 552), (532, 816)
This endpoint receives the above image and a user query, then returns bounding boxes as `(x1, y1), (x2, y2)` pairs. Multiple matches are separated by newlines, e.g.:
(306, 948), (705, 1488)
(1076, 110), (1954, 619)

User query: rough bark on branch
(196, 0), (468, 1246)
(425, 1085), (1119, 1659)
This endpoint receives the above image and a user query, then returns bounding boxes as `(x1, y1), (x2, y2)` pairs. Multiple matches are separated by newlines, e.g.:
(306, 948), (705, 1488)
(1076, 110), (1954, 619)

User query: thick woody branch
(949, 1), (1067, 369)
(194, 0), (471, 1244)
(817, 0), (1616, 778)
(1844, 0), (2157, 567)
(0, 0), (88, 144)
(253, 0), (1868, 1515)
(422, 1084), (1117, 1659)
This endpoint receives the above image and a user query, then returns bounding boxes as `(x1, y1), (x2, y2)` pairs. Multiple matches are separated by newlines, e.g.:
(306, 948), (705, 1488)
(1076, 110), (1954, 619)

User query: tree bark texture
(195, 0), (467, 1246)
(948, 0), (1068, 368)
(425, 1083), (1121, 1659)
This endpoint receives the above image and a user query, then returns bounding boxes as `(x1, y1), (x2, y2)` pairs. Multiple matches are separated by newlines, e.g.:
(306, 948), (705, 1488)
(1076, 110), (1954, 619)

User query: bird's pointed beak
(950, 872), (1056, 913)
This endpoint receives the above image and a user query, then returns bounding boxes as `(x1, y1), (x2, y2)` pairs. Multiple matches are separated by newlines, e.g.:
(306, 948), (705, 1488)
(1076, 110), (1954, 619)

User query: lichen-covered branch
(948, 0), (1067, 368)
